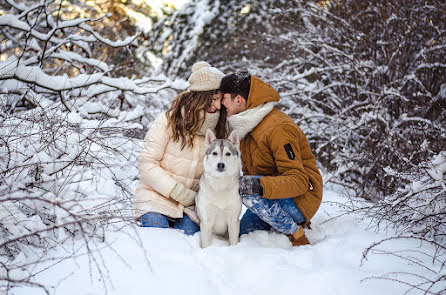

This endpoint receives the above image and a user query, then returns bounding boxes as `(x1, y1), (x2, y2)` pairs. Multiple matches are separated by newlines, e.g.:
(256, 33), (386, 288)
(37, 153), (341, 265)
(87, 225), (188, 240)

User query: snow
(0, 62), (105, 90)
(8, 189), (445, 295)
(67, 111), (83, 124)
(428, 152), (446, 181)
(0, 15), (30, 31)
(49, 51), (110, 72)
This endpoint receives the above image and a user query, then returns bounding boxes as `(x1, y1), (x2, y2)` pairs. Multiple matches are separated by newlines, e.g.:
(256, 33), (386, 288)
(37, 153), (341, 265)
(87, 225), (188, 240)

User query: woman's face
(207, 92), (222, 113)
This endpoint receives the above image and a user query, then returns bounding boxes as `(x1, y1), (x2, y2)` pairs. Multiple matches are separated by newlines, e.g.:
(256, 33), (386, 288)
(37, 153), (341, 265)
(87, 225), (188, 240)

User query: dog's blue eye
(225, 152), (231, 156)
(213, 152), (217, 155)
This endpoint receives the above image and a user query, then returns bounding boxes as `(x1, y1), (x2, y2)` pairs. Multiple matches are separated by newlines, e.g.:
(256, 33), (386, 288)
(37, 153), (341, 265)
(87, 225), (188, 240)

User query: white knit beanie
(188, 61), (225, 91)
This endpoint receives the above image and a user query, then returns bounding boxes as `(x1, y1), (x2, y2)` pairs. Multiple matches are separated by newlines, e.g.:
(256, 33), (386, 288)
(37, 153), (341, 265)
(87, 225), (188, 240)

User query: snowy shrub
(0, 1), (185, 293)
(361, 236), (446, 294)
(366, 152), (446, 243)
(0, 0), (164, 78)
(354, 152), (446, 293)
(300, 0), (446, 199)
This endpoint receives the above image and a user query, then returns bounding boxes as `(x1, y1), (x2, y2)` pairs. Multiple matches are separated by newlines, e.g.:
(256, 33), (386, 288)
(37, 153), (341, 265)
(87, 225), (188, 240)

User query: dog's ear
(205, 129), (216, 147)
(227, 130), (240, 148)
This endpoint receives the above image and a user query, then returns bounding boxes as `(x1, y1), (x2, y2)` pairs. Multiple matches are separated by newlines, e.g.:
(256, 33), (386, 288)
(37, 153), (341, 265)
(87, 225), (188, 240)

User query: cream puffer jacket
(133, 110), (219, 221)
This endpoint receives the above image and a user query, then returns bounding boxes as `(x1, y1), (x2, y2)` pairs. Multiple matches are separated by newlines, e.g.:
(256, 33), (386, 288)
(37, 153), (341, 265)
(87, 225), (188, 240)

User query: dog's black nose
(217, 163), (225, 171)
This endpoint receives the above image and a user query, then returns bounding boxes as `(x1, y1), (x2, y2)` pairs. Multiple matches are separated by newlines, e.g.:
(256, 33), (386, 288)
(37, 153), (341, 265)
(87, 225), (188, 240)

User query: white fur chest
(196, 175), (242, 236)
(200, 191), (240, 212)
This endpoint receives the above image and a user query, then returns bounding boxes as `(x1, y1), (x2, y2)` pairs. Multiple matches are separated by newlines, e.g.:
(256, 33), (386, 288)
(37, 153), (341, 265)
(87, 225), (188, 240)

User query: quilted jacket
(133, 112), (211, 220)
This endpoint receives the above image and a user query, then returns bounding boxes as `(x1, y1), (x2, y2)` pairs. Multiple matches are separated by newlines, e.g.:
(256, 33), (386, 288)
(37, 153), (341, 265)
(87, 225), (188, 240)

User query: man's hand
(239, 176), (263, 196)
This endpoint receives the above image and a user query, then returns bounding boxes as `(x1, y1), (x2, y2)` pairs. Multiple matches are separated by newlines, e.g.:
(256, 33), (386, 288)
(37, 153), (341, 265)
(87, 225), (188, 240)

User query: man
(220, 72), (323, 246)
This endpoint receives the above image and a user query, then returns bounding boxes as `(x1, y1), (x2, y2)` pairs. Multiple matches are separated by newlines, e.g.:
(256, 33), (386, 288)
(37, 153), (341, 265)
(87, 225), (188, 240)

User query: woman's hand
(170, 183), (197, 207)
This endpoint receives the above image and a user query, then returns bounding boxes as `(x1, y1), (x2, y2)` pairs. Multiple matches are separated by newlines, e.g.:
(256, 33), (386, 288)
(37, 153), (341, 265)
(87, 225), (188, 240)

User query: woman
(133, 61), (226, 235)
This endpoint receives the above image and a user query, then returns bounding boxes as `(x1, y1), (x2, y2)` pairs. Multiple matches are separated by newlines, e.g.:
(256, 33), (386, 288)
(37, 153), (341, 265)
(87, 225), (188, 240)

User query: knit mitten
(239, 176), (263, 196)
(170, 183), (197, 207)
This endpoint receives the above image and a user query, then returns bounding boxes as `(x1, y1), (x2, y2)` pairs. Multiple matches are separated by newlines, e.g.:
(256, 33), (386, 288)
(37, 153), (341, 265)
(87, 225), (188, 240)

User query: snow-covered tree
(149, 0), (315, 77)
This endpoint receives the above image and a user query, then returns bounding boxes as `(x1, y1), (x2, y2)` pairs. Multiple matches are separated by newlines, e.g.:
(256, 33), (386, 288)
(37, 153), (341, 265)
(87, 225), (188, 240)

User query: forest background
(0, 0), (445, 294)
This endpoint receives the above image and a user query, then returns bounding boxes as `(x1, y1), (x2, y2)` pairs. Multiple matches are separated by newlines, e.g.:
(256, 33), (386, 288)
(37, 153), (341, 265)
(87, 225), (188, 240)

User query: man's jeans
(138, 212), (199, 236)
(240, 176), (306, 235)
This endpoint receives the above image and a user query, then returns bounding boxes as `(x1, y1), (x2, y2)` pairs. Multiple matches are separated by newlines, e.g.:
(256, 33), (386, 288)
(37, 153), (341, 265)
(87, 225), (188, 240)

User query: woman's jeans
(138, 212), (199, 236)
(239, 176), (306, 235)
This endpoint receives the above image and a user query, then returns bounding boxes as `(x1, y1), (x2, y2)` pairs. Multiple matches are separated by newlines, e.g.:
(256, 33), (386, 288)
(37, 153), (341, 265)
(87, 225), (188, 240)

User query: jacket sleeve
(259, 123), (310, 199)
(137, 113), (177, 198)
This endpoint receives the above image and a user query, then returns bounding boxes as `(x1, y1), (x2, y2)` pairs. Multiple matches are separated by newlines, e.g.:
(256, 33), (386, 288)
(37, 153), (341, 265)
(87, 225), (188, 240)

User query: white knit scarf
(227, 102), (275, 140)
(178, 108), (220, 136)
(197, 110), (220, 136)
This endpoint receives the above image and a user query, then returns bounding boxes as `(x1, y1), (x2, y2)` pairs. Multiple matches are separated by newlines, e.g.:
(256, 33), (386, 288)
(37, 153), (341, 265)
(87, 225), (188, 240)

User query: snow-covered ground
(10, 189), (444, 295)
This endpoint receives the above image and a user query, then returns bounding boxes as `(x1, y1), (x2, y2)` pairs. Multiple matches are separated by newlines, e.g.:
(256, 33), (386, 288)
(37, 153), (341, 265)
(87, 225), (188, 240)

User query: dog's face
(203, 129), (241, 177)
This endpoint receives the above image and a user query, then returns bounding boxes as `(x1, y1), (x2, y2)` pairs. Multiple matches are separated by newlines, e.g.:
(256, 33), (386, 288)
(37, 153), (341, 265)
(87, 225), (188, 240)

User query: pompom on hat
(188, 61), (225, 91)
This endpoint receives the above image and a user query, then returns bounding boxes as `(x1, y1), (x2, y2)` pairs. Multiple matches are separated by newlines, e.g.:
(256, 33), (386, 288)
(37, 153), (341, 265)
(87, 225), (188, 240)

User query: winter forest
(0, 0), (445, 294)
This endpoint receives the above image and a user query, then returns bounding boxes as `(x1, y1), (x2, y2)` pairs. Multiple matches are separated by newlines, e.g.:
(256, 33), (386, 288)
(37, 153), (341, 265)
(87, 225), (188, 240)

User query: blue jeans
(138, 212), (199, 236)
(240, 176), (306, 235)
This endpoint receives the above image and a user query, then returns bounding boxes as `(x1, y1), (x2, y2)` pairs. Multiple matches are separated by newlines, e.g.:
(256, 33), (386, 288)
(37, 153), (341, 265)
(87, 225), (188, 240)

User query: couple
(133, 61), (323, 246)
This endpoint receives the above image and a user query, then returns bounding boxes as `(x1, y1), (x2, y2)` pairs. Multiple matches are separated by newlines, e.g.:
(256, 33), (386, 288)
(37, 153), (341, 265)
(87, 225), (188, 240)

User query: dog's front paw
(200, 226), (212, 248)
(229, 237), (239, 246)
(200, 240), (211, 248)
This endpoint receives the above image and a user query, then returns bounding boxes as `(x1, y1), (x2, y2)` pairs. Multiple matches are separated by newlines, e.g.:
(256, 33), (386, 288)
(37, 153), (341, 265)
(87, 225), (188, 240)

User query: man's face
(222, 93), (244, 116)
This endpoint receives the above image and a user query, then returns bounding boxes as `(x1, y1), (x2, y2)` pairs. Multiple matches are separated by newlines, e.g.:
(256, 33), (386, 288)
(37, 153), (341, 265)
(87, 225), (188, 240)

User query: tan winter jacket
(133, 111), (218, 221)
(228, 76), (323, 224)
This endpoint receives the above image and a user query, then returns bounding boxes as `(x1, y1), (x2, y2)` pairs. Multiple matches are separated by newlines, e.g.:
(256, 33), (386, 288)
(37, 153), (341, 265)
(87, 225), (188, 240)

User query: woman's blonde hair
(166, 90), (227, 149)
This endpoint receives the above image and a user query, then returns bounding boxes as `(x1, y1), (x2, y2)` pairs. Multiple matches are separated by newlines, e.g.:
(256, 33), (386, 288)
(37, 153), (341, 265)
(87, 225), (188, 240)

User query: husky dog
(196, 129), (242, 248)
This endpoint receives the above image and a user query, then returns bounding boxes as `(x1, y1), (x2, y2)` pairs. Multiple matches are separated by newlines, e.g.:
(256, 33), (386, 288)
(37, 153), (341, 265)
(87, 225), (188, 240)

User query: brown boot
(287, 227), (310, 246)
